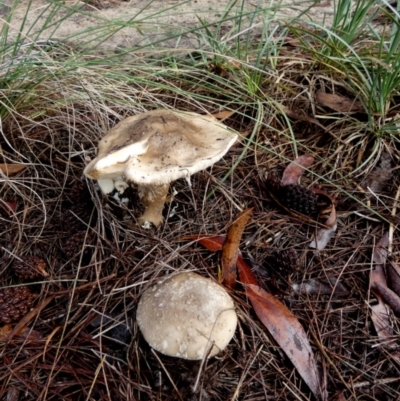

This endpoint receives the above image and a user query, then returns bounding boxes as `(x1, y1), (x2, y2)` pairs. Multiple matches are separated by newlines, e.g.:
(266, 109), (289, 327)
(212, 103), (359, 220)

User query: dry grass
(1, 12), (400, 401)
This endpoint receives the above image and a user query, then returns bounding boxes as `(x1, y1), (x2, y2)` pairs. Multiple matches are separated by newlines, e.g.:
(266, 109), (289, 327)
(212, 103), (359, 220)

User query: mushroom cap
(136, 272), (237, 360)
(84, 109), (237, 188)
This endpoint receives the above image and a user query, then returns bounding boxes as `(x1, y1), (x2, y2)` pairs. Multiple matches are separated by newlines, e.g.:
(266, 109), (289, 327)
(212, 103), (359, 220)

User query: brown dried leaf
(291, 276), (349, 298)
(373, 232), (389, 265)
(0, 163), (26, 176)
(281, 154), (314, 186)
(387, 261), (400, 296)
(0, 323), (42, 342)
(280, 105), (327, 131)
(316, 91), (364, 113)
(371, 279), (400, 316)
(310, 204), (337, 250)
(361, 151), (392, 194)
(0, 199), (17, 213)
(180, 235), (226, 252)
(211, 110), (235, 120)
(0, 323), (12, 339)
(371, 300), (393, 340)
(221, 208), (253, 288)
(245, 283), (326, 400)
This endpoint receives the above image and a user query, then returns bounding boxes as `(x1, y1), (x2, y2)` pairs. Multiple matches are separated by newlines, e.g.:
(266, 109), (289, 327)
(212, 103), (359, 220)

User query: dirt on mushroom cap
(84, 109), (238, 186)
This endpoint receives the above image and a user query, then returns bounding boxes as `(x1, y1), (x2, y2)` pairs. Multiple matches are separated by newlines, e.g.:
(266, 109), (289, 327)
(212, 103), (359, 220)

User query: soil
(2, 0), (336, 50)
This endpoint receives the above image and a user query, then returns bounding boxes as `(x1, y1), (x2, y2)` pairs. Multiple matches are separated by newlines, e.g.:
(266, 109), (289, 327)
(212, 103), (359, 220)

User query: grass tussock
(1, 0), (400, 399)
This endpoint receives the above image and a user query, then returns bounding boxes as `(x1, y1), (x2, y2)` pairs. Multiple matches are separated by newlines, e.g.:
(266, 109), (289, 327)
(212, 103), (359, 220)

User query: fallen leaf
(0, 323), (42, 342)
(370, 300), (393, 340)
(0, 163), (26, 176)
(361, 151), (392, 194)
(0, 199), (17, 213)
(387, 260), (400, 296)
(221, 208), (253, 288)
(371, 278), (400, 316)
(211, 110), (235, 120)
(373, 232), (389, 265)
(237, 255), (259, 286)
(291, 277), (349, 297)
(179, 235), (226, 252)
(0, 323), (12, 339)
(370, 234), (400, 347)
(281, 154), (314, 186)
(245, 283), (326, 400)
(280, 105), (327, 131)
(316, 91), (364, 113)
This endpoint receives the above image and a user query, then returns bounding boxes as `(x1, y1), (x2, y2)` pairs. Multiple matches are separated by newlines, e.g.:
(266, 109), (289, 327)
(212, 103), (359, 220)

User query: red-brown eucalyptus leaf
(237, 255), (258, 286)
(0, 199), (17, 214)
(0, 163), (26, 176)
(281, 154), (314, 186)
(245, 283), (326, 400)
(179, 235), (226, 252)
(237, 257), (325, 398)
(222, 208), (253, 288)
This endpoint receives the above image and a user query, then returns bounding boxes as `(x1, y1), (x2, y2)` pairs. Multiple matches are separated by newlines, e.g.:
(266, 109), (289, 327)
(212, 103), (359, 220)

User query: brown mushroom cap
(136, 272), (237, 360)
(83, 109), (238, 187)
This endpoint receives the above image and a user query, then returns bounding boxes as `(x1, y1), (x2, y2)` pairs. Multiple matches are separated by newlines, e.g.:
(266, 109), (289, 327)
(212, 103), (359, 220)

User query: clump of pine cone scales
(265, 175), (321, 219)
(265, 248), (299, 276)
(12, 256), (48, 279)
(0, 286), (34, 324)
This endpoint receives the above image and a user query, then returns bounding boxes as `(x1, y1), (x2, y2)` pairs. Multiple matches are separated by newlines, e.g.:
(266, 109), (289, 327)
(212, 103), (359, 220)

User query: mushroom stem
(137, 183), (170, 227)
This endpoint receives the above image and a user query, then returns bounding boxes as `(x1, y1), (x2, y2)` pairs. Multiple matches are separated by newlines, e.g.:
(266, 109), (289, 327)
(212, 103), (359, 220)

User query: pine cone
(0, 286), (35, 324)
(62, 181), (94, 230)
(69, 181), (92, 205)
(266, 175), (320, 218)
(265, 248), (299, 276)
(13, 256), (48, 279)
(279, 184), (319, 217)
(62, 204), (91, 230)
(62, 230), (92, 259)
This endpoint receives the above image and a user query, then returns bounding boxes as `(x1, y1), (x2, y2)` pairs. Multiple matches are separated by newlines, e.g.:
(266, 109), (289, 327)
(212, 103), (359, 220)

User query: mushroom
(83, 109), (238, 227)
(136, 272), (237, 360)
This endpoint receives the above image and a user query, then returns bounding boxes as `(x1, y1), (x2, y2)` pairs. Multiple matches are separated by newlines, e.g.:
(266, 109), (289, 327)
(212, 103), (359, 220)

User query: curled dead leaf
(281, 154), (314, 186)
(292, 277), (349, 298)
(316, 91), (364, 113)
(0, 163), (26, 176)
(221, 208), (253, 288)
(386, 260), (400, 297)
(211, 110), (235, 121)
(373, 232), (389, 265)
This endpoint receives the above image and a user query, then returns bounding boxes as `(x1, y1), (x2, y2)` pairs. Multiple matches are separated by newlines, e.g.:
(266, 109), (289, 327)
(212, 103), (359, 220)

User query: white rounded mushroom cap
(84, 109), (238, 187)
(136, 272), (237, 360)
